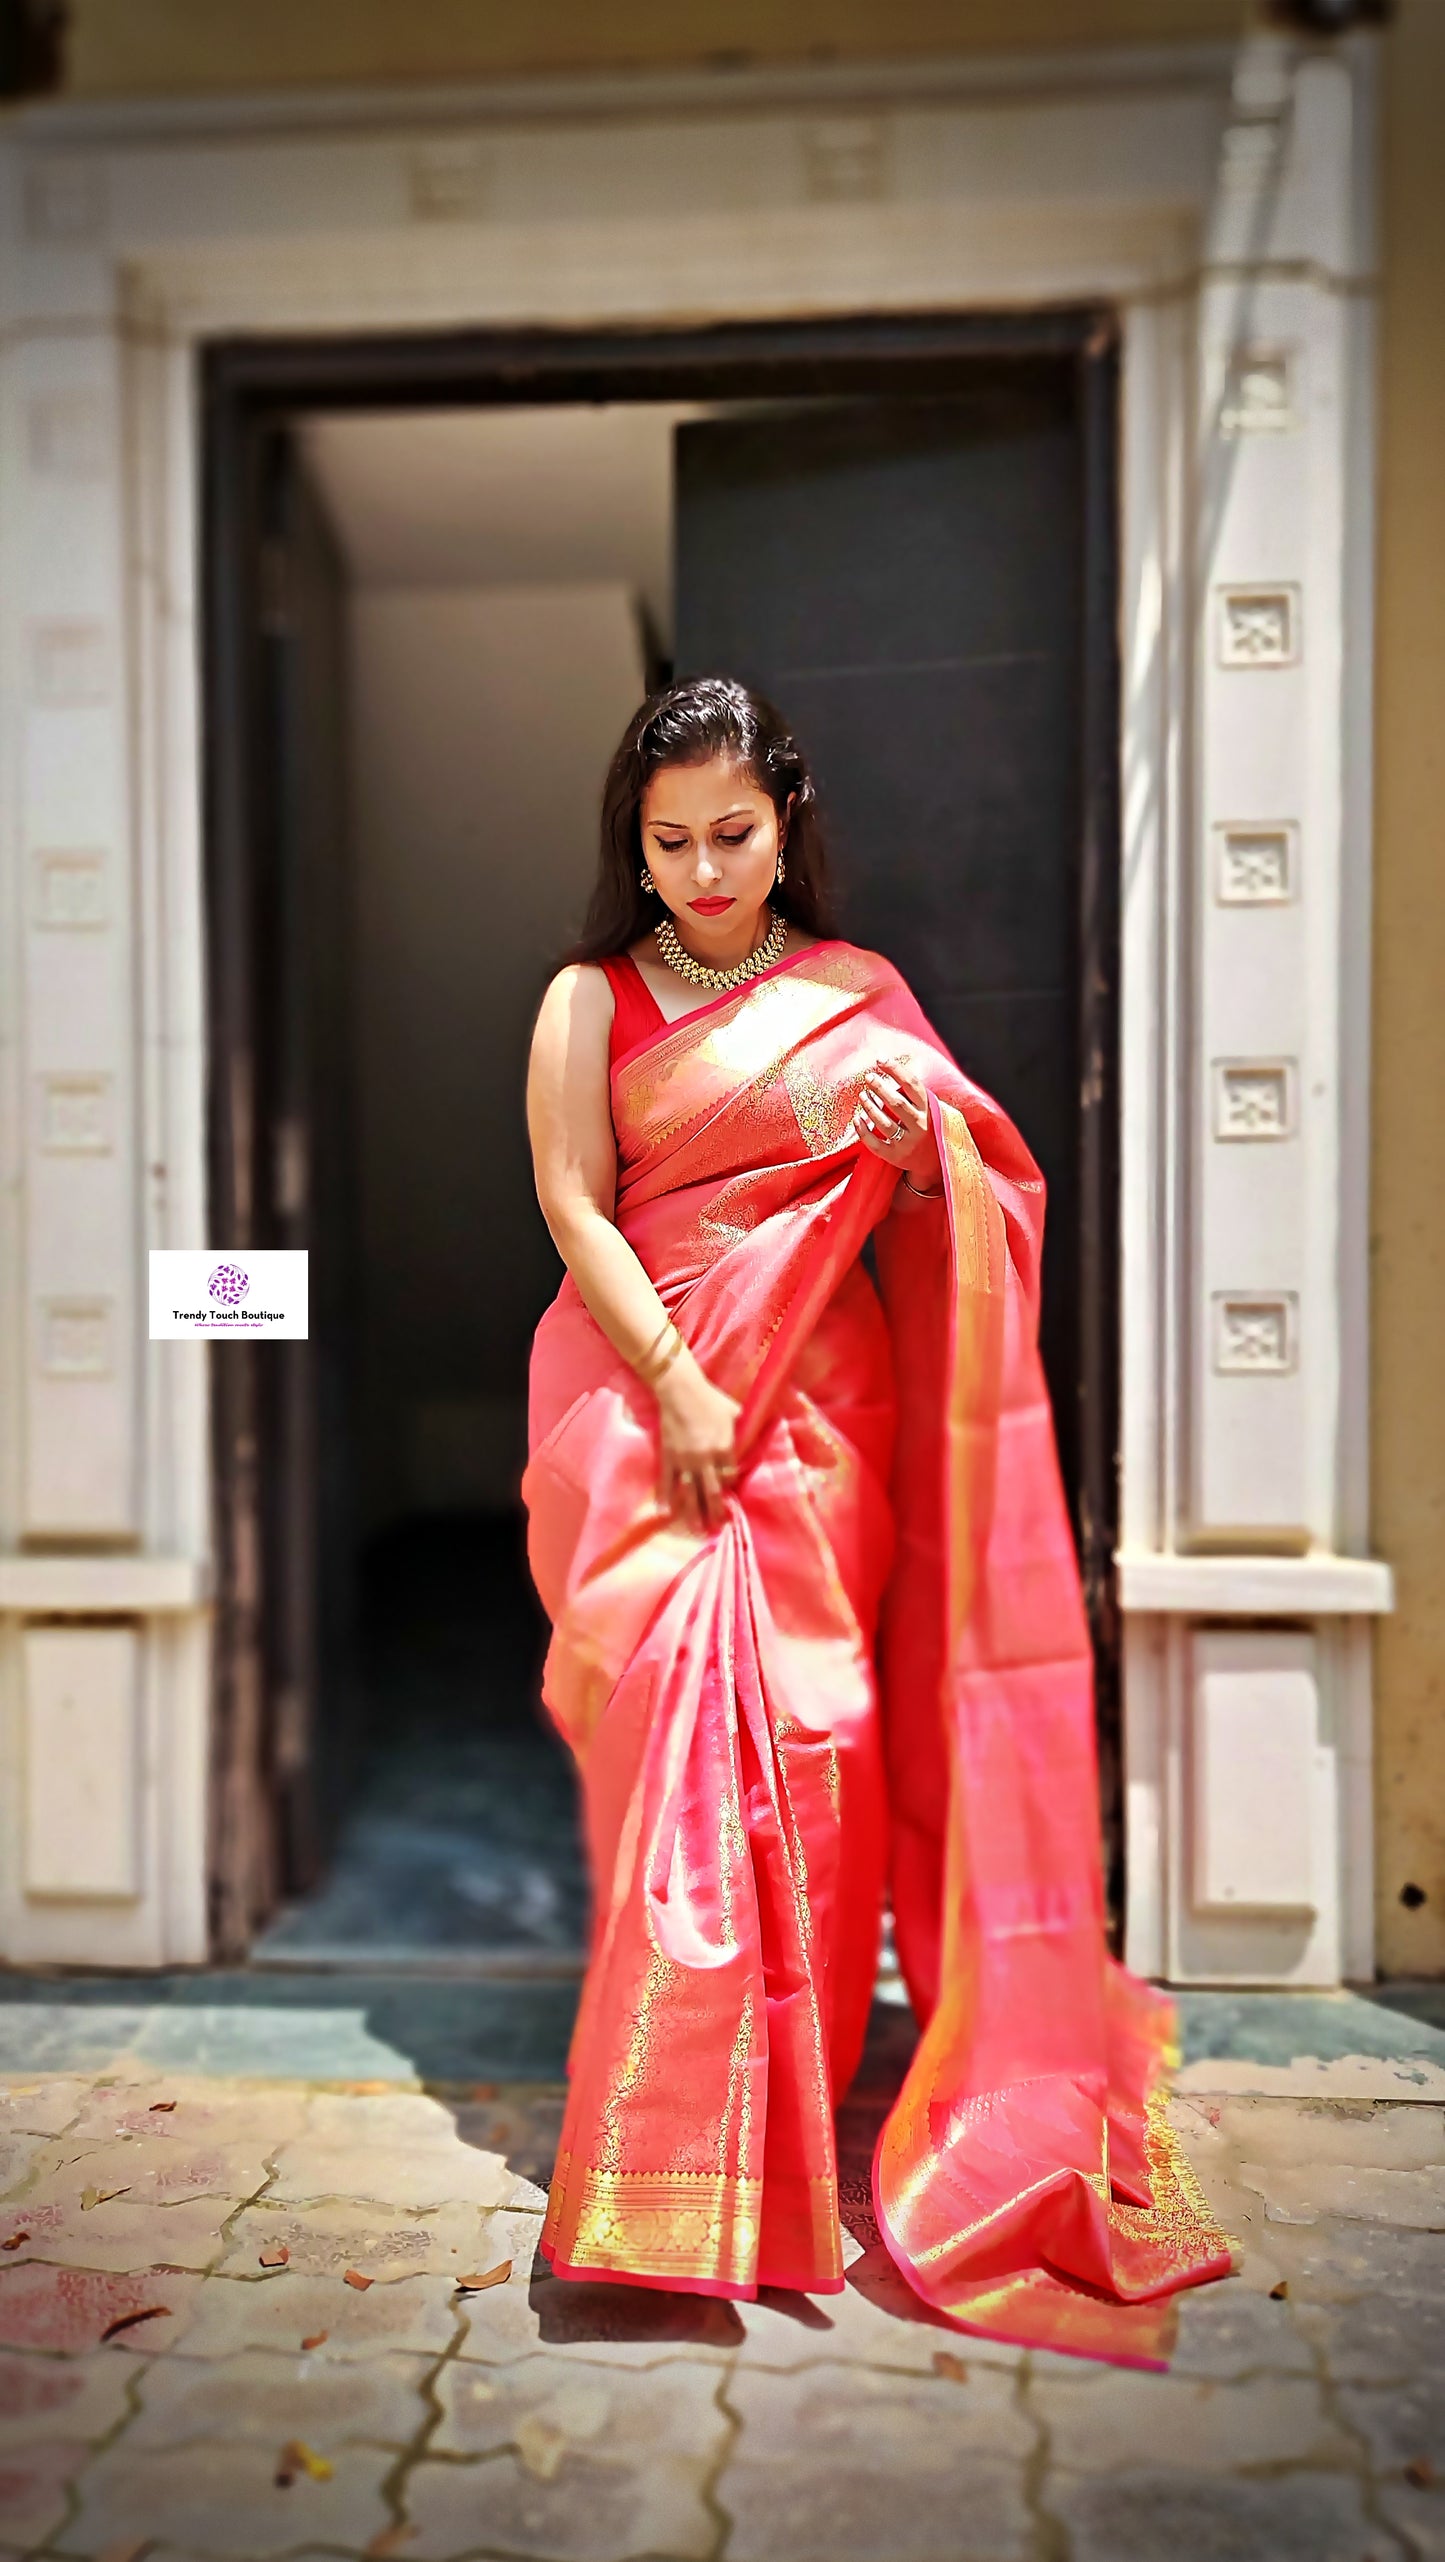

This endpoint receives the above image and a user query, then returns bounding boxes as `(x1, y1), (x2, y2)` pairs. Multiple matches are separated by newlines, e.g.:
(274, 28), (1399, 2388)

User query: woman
(523, 677), (1230, 2362)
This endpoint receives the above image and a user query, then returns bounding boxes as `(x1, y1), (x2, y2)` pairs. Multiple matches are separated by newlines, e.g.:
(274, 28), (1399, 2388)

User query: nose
(692, 844), (722, 885)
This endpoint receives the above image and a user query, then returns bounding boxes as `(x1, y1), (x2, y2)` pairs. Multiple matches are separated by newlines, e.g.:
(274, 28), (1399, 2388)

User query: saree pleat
(523, 942), (1231, 2353)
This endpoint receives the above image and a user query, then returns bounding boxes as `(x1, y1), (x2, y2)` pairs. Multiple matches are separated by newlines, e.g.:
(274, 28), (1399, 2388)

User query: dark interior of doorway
(202, 309), (1121, 1968)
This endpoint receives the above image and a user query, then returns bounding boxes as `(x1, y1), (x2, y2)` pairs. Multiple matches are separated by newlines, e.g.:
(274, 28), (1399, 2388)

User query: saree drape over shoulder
(522, 941), (1230, 2363)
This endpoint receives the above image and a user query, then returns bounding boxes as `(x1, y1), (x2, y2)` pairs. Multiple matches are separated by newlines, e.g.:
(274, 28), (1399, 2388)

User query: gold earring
(640, 866), (656, 894)
(775, 856), (786, 886)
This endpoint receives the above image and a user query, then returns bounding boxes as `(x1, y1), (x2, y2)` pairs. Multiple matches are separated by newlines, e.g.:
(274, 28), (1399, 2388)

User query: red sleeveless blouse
(600, 952), (666, 1070)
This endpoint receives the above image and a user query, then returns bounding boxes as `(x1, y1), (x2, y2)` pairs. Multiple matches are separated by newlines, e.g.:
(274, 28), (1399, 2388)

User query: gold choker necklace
(654, 904), (788, 992)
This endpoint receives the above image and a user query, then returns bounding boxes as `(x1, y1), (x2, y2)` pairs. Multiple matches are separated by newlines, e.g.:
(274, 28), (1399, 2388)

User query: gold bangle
(636, 1318), (674, 1374)
(636, 1321), (684, 1386)
(901, 1169), (945, 1200)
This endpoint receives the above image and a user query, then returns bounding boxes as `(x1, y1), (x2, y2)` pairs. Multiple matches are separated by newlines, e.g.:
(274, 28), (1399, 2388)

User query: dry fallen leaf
(81, 2185), (131, 2211)
(932, 2351), (969, 2384)
(343, 2268), (373, 2290)
(100, 2304), (171, 2343)
(1, 2231), (29, 2251)
(301, 2330), (329, 2352)
(455, 2261), (513, 2293)
(258, 2243), (290, 2268)
(98, 2539), (155, 2562)
(1268, 2279), (1289, 2301)
(275, 2438), (334, 2486)
(148, 2099), (177, 2114)
(365, 2527), (418, 2558)
(344, 2080), (393, 2096)
(1405, 2457), (1436, 2490)
(514, 2414), (567, 2482)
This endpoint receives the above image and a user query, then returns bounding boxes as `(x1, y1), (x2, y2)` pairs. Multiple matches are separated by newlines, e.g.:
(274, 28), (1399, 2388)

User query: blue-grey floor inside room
(253, 1511), (591, 1964)
(1, 1977), (1443, 2093)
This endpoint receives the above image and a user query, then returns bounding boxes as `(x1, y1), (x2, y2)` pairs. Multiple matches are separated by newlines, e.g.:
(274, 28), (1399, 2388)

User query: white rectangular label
(149, 1249), (308, 1339)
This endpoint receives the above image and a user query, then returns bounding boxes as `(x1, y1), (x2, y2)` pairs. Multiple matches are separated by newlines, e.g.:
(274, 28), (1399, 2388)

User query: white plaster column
(0, 148), (210, 1965)
(1118, 34), (1392, 1988)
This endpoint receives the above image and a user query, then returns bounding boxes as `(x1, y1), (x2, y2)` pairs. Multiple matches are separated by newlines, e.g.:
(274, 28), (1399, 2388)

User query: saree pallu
(522, 941), (1231, 2360)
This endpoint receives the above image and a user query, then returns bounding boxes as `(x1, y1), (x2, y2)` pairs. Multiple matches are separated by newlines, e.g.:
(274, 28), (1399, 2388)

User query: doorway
(201, 313), (1120, 1963)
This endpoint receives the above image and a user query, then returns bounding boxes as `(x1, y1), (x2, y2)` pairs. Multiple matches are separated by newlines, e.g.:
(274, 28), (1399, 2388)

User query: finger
(697, 1462), (722, 1529)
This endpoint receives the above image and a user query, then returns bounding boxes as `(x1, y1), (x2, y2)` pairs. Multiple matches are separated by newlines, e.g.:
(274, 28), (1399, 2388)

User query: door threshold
(247, 1944), (588, 1980)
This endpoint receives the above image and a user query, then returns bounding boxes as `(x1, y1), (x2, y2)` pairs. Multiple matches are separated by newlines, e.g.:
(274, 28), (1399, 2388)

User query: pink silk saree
(522, 939), (1231, 2362)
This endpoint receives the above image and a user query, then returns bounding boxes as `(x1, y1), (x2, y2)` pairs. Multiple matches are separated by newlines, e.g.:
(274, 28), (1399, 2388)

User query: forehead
(641, 755), (767, 818)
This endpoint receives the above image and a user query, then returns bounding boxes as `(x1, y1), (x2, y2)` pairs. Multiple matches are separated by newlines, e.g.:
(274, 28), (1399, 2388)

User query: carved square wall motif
(1216, 823), (1295, 904)
(30, 623), (111, 706)
(37, 1074), (113, 1154)
(802, 116), (889, 202)
(1219, 348), (1295, 436)
(23, 156), (106, 243)
(1214, 1061), (1294, 1140)
(408, 142), (491, 220)
(32, 850), (109, 929)
(26, 389), (108, 479)
(38, 1298), (113, 1378)
(1213, 1293), (1298, 1375)
(1217, 586), (1299, 668)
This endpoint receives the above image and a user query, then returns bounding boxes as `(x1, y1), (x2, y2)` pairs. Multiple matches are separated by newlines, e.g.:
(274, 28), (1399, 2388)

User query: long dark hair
(565, 675), (835, 964)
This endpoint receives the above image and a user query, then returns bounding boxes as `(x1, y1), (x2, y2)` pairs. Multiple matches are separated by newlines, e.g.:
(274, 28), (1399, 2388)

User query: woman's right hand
(653, 1353), (742, 1531)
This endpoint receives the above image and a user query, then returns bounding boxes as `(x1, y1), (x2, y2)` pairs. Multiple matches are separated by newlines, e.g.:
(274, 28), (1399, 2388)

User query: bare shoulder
(534, 961), (612, 1033)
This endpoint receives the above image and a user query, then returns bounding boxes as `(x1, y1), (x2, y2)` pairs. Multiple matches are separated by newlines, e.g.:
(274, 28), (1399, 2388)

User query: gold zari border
(558, 2168), (764, 2285)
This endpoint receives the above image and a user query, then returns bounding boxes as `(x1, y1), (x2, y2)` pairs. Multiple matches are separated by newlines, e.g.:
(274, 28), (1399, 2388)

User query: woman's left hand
(855, 1059), (943, 1190)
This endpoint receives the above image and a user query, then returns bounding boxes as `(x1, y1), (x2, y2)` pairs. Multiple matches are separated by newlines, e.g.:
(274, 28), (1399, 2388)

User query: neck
(667, 901), (775, 971)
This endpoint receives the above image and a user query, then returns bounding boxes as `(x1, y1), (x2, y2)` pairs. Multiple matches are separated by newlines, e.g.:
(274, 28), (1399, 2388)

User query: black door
(203, 421), (363, 1950)
(673, 372), (1120, 1866)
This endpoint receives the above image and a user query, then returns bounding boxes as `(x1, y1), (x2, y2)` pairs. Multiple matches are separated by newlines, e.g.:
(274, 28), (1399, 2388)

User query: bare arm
(526, 965), (740, 1526)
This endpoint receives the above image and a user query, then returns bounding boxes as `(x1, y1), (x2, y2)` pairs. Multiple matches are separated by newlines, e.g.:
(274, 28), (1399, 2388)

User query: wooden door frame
(201, 304), (1123, 1951)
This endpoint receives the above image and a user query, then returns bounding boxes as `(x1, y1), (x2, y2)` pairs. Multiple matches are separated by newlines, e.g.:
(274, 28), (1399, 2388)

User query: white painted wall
(346, 580), (646, 1524)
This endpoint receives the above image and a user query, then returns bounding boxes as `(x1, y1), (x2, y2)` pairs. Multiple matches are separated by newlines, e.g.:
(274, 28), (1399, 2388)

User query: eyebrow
(649, 805), (755, 828)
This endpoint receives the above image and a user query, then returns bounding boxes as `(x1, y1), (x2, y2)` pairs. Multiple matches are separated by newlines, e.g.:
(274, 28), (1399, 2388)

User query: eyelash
(655, 830), (751, 853)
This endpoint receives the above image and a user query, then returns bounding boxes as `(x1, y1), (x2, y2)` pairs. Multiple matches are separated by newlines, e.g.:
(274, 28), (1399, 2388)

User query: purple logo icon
(208, 1261), (250, 1305)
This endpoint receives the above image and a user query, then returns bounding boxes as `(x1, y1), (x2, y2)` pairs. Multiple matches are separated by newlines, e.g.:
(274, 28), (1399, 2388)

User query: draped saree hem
(523, 939), (1232, 2363)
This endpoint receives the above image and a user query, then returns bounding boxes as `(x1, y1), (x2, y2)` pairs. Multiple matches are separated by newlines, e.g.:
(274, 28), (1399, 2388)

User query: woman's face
(639, 757), (786, 938)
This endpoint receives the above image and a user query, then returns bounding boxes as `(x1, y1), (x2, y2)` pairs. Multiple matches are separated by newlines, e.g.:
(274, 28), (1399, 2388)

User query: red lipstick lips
(688, 896), (735, 915)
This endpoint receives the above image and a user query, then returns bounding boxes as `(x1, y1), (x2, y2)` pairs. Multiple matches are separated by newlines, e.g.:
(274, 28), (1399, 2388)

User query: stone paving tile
(0, 2440), (90, 2547)
(1216, 2095), (1445, 2168)
(69, 2077), (310, 2150)
(1294, 2285), (1445, 2381)
(1044, 2465), (1382, 2562)
(1027, 2367), (1351, 2473)
(410, 2354), (728, 2561)
(24, 2128), (271, 2205)
(456, 2251), (741, 2370)
(0, 2265), (201, 2355)
(0, 2347), (133, 2444)
(0, 2077), (93, 2138)
(302, 2090), (470, 2149)
(1242, 2159), (1445, 2228)
(127, 2343), (436, 2448)
(170, 2269), (467, 2362)
(449, 2088), (567, 2193)
(219, 2197), (505, 2282)
(1334, 2373), (1445, 2474)
(1376, 2479), (1445, 2562)
(54, 2438), (395, 2557)
(267, 2133), (518, 2212)
(1261, 2214), (1445, 2301)
(1164, 2273), (1314, 2378)
(2, 2185), (245, 2275)
(731, 2245), (1023, 2376)
(0, 2132), (47, 2195)
(718, 2363), (1033, 2562)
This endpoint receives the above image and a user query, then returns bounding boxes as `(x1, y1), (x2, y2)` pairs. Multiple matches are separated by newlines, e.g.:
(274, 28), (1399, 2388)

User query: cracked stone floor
(1, 1990), (1444, 2562)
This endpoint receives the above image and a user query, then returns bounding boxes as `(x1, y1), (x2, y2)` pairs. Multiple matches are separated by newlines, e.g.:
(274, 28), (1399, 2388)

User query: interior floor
(255, 1514), (589, 1964)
